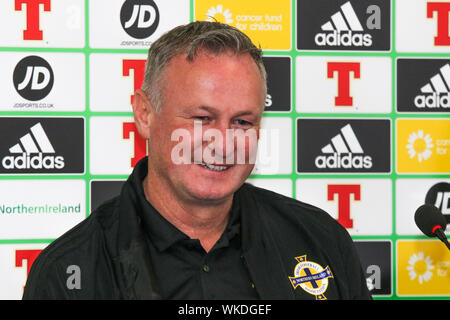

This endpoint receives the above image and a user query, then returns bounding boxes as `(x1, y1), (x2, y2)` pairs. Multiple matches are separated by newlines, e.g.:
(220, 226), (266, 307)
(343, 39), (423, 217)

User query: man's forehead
(168, 47), (254, 65)
(157, 50), (266, 114)
(164, 50), (261, 83)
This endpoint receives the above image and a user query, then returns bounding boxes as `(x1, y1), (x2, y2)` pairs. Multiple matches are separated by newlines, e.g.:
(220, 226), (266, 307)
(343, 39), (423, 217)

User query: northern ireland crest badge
(288, 255), (334, 300)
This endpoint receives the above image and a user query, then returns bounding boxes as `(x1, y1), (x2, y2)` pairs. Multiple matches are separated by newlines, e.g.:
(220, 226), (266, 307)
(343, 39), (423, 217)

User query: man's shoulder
(40, 196), (120, 261)
(240, 182), (348, 237)
(239, 183), (371, 300)
(23, 196), (121, 299)
(242, 183), (337, 222)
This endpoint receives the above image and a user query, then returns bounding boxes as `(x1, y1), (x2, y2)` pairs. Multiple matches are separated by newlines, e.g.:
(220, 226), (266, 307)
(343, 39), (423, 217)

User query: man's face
(145, 51), (265, 204)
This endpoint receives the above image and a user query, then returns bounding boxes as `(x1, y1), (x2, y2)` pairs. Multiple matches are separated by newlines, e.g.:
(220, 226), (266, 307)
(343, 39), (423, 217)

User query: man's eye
(235, 119), (252, 126)
(194, 116), (210, 121)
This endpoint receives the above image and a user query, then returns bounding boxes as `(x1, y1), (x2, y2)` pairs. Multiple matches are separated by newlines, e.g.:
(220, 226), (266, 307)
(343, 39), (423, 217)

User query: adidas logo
(315, 124), (373, 169)
(315, 1), (373, 47)
(1, 122), (65, 170)
(414, 63), (450, 109)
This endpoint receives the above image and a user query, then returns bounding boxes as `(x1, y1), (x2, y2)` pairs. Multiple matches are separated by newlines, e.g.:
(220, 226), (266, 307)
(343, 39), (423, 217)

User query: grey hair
(141, 21), (267, 112)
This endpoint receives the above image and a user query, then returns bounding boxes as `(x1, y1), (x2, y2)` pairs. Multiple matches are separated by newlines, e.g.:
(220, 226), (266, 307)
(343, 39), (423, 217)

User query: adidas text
(315, 31), (372, 47)
(2, 153), (65, 170)
(315, 153), (373, 169)
(414, 93), (450, 109)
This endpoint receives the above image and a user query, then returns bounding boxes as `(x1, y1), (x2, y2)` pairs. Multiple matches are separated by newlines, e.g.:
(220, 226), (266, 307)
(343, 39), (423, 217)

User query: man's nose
(203, 121), (235, 162)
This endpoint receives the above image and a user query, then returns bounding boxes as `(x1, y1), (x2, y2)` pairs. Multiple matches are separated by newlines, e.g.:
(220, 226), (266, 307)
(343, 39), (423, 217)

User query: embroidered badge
(288, 255), (334, 300)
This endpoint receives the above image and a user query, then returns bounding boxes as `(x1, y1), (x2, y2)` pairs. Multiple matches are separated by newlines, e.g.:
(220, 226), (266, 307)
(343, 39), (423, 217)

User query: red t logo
(327, 62), (360, 106)
(123, 59), (146, 105)
(15, 0), (51, 41)
(328, 184), (361, 229)
(16, 249), (42, 291)
(16, 249), (42, 276)
(123, 122), (147, 168)
(427, 2), (450, 46)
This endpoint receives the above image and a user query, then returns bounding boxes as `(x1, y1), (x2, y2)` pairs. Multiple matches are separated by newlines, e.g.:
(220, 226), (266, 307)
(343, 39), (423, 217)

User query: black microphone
(414, 204), (450, 250)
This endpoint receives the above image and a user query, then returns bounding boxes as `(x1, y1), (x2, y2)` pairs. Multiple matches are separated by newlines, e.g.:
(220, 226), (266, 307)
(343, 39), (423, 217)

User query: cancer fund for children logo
(397, 240), (450, 296)
(195, 0), (291, 50)
(406, 130), (434, 163)
(396, 119), (450, 174)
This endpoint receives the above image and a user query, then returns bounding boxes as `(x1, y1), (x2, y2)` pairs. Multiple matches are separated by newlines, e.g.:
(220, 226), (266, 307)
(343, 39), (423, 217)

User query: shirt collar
(130, 157), (241, 252)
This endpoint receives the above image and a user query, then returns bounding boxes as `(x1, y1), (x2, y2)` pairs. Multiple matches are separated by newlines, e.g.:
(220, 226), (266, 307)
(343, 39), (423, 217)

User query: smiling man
(23, 21), (371, 300)
(133, 30), (265, 253)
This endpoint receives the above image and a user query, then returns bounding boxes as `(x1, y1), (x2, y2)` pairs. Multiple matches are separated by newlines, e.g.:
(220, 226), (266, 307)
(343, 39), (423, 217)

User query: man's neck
(142, 176), (233, 252)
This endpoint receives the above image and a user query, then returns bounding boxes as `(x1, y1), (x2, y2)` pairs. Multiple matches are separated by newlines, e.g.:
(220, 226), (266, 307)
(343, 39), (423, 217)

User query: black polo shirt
(139, 190), (259, 300)
(23, 157), (371, 300)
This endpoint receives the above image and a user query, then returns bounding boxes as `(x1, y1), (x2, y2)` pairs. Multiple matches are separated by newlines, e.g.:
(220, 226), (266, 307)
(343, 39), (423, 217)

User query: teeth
(198, 163), (229, 171)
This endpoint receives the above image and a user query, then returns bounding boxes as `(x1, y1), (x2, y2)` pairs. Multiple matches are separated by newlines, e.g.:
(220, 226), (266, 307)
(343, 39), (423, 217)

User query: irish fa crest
(288, 255), (333, 300)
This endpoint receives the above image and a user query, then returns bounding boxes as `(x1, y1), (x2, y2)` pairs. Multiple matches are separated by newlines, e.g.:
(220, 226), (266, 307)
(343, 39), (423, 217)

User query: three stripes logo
(1, 122), (64, 170)
(296, 0), (390, 51)
(414, 64), (450, 109)
(315, 124), (372, 169)
(297, 119), (390, 173)
(315, 1), (373, 47)
(397, 59), (450, 113)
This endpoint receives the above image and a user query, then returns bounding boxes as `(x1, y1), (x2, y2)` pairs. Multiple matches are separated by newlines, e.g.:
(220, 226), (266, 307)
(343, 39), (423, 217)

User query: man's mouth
(197, 162), (231, 172)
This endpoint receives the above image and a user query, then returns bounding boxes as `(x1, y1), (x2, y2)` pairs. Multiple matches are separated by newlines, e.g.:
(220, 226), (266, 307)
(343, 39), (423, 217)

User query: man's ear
(132, 89), (154, 140)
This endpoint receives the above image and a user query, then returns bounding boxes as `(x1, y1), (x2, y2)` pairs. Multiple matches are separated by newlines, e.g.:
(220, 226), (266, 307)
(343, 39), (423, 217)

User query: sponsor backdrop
(0, 0), (449, 300)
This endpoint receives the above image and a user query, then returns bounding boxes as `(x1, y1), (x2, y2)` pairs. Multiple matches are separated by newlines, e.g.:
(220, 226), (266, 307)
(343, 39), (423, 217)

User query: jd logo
(425, 182), (450, 214)
(13, 55), (54, 101)
(120, 0), (160, 39)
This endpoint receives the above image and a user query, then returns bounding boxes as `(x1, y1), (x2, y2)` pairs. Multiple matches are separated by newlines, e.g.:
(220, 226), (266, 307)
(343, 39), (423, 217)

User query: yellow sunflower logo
(206, 5), (233, 24)
(407, 252), (434, 284)
(406, 130), (434, 162)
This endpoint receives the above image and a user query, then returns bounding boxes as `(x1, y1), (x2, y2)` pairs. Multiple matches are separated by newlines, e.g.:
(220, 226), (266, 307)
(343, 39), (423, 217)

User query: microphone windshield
(414, 204), (447, 237)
